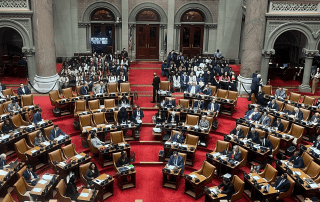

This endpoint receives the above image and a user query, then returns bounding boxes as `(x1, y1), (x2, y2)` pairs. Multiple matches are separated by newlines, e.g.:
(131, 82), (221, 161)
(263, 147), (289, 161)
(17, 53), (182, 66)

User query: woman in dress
(197, 73), (205, 90)
(188, 72), (197, 85)
(108, 72), (117, 83)
(85, 162), (100, 187)
(312, 67), (320, 94)
(220, 72), (230, 90)
(172, 73), (181, 92)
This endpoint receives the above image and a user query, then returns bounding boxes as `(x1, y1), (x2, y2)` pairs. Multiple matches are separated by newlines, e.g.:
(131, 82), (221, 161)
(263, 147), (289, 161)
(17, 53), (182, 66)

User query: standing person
(312, 67), (320, 94)
(152, 73), (160, 103)
(66, 172), (81, 200)
(248, 74), (262, 101)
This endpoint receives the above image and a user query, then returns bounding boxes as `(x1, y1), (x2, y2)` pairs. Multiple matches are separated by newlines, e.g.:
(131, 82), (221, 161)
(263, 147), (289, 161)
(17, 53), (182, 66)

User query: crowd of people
(161, 50), (237, 93)
(58, 49), (130, 93)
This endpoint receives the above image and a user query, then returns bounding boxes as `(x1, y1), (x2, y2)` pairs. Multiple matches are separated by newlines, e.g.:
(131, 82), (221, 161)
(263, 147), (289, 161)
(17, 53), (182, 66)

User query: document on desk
(309, 184), (319, 189)
(189, 174), (197, 178)
(119, 143), (125, 147)
(167, 165), (175, 170)
(212, 153), (220, 158)
(37, 121), (46, 125)
(80, 193), (89, 197)
(55, 136), (65, 141)
(0, 134), (10, 140)
(252, 176), (260, 180)
(59, 162), (66, 167)
(42, 175), (53, 180)
(32, 188), (42, 193)
(164, 142), (171, 146)
(0, 170), (8, 175)
(43, 142), (50, 146)
(153, 128), (161, 133)
(95, 179), (102, 184)
(38, 180), (47, 185)
(293, 171), (301, 176)
(74, 154), (83, 159)
(31, 150), (37, 153)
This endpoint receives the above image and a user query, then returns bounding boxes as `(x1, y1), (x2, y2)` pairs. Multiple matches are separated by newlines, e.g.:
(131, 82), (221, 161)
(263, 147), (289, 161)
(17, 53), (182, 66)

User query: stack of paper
(80, 193), (89, 197)
(42, 175), (53, 180)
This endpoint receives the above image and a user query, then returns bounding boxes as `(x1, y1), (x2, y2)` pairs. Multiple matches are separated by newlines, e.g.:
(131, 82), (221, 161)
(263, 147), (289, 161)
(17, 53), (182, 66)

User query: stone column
(260, 49), (275, 85)
(299, 49), (319, 92)
(167, 0), (175, 54)
(32, 0), (59, 93)
(114, 23), (121, 53)
(122, 0), (129, 51)
(159, 24), (166, 61)
(174, 25), (181, 52)
(240, 0), (268, 77)
(22, 47), (36, 81)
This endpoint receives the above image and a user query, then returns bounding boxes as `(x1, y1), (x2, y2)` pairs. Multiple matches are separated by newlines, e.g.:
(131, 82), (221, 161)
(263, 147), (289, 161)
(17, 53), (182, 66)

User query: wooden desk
(0, 131), (26, 156)
(163, 143), (196, 166)
(206, 152), (240, 176)
(184, 172), (206, 200)
(0, 161), (25, 198)
(92, 174), (114, 201)
(98, 144), (130, 167)
(29, 174), (60, 202)
(55, 152), (91, 179)
(204, 186), (227, 202)
(243, 173), (278, 202)
(77, 188), (99, 202)
(162, 166), (182, 190)
(116, 167), (136, 190)
(25, 138), (72, 171)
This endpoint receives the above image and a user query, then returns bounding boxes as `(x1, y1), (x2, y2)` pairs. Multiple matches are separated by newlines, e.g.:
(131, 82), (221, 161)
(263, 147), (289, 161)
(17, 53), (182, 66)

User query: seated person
(167, 111), (179, 124)
(310, 112), (320, 124)
(202, 84), (212, 95)
(230, 125), (244, 139)
(34, 131), (47, 146)
(267, 99), (279, 111)
(246, 128), (260, 144)
(164, 97), (176, 108)
(313, 135), (320, 149)
(0, 81), (6, 97)
(132, 106), (144, 124)
(0, 153), (7, 169)
(7, 100), (21, 112)
(170, 131), (184, 144)
(275, 87), (286, 100)
(256, 91), (268, 107)
(289, 107), (303, 121)
(17, 83), (31, 95)
(180, 72), (189, 92)
(116, 151), (130, 167)
(85, 162), (100, 187)
(207, 99), (220, 112)
(217, 178), (235, 201)
(272, 173), (290, 194)
(244, 107), (261, 121)
(288, 151), (304, 168)
(119, 96), (130, 105)
(2, 119), (14, 134)
(193, 100), (204, 110)
(117, 107), (128, 123)
(23, 164), (40, 186)
(91, 132), (106, 148)
(199, 116), (209, 129)
(187, 82), (201, 95)
(49, 125), (66, 140)
(167, 151), (184, 174)
(155, 111), (166, 124)
(227, 145), (242, 162)
(273, 118), (284, 132)
(259, 136), (273, 153)
(66, 172), (81, 200)
(33, 109), (43, 125)
(80, 82), (89, 95)
(258, 112), (271, 126)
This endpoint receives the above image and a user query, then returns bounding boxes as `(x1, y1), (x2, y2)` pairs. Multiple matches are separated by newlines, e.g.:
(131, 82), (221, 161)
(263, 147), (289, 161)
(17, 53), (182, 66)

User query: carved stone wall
(0, 0), (29, 10)
(78, 0), (121, 21)
(269, 1), (320, 12)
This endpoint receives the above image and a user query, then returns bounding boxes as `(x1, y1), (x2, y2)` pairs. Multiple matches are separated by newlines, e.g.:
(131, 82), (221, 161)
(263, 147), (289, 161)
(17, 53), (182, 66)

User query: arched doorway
(268, 30), (308, 81)
(180, 10), (204, 58)
(136, 9), (160, 60)
(90, 8), (115, 54)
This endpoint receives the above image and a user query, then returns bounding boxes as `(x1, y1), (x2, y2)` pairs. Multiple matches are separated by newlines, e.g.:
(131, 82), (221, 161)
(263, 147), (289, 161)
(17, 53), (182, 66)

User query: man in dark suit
(180, 72), (189, 91)
(247, 128), (260, 144)
(167, 151), (184, 174)
(0, 154), (7, 169)
(167, 51), (176, 68)
(23, 164), (40, 186)
(0, 81), (6, 92)
(289, 107), (303, 121)
(152, 73), (160, 103)
(17, 83), (31, 95)
(187, 82), (201, 94)
(164, 98), (176, 108)
(259, 112), (271, 126)
(167, 111), (179, 124)
(202, 84), (212, 95)
(80, 82), (89, 95)
(313, 135), (320, 149)
(259, 136), (273, 152)
(256, 91), (268, 107)
(193, 100), (204, 110)
(288, 151), (304, 168)
(33, 109), (43, 124)
(207, 99), (220, 112)
(273, 118), (284, 132)
(161, 60), (169, 77)
(217, 178), (235, 200)
(170, 132), (184, 144)
(272, 174), (291, 194)
(244, 108), (261, 121)
(230, 125), (244, 139)
(248, 74), (262, 101)
(50, 125), (66, 140)
(132, 106), (144, 124)
(1, 119), (14, 134)
(267, 99), (279, 111)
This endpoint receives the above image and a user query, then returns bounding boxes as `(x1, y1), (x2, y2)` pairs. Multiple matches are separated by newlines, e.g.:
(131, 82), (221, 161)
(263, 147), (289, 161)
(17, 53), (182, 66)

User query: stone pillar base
(32, 74), (59, 93)
(237, 75), (252, 96)
(298, 84), (312, 92)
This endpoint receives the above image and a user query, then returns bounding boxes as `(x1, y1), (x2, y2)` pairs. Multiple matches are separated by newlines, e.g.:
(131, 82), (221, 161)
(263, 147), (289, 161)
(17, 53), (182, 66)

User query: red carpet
(1, 77), (27, 85)
(230, 64), (241, 75)
(129, 69), (165, 84)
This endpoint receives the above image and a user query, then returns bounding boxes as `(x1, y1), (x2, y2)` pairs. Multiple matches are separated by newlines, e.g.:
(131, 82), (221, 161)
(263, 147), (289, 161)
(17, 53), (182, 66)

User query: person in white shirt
(188, 72), (197, 85)
(59, 74), (69, 92)
(109, 72), (117, 83)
